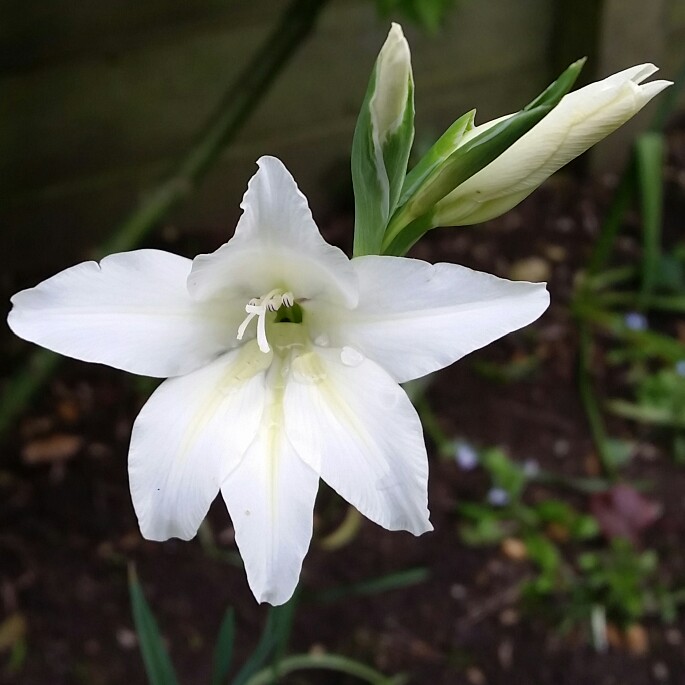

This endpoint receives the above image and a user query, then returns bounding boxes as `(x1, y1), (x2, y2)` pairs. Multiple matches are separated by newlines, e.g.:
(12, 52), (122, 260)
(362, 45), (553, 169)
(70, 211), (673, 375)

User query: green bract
(350, 26), (670, 258)
(352, 23), (415, 257)
(381, 58), (586, 255)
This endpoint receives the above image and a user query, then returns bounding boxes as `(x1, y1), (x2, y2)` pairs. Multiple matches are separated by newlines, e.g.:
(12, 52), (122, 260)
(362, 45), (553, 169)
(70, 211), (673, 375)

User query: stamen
(237, 304), (264, 342)
(256, 306), (269, 352)
(235, 289), (295, 353)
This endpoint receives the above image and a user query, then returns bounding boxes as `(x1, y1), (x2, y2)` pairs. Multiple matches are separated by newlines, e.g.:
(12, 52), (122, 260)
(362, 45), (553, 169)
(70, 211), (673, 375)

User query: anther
(236, 289), (294, 353)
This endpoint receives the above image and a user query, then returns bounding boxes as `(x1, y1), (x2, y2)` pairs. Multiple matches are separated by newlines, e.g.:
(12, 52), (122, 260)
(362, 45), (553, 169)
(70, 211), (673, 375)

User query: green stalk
(577, 322), (616, 479)
(0, 0), (329, 440)
(414, 396), (454, 457)
(241, 653), (407, 685)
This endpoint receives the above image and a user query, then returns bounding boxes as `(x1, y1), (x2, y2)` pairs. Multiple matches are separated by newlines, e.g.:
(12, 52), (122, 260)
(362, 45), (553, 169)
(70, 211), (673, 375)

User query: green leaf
(241, 652), (408, 685)
(128, 565), (179, 685)
(311, 567), (429, 604)
(382, 58), (585, 256)
(232, 597), (297, 685)
(210, 608), (236, 685)
(351, 67), (386, 256)
(635, 132), (665, 304)
(524, 534), (561, 574)
(459, 518), (506, 546)
(480, 448), (526, 500)
(376, 0), (457, 31)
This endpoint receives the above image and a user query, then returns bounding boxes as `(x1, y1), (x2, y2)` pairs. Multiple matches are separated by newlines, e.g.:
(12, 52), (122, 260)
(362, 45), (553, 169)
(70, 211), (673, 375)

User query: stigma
(236, 289), (295, 353)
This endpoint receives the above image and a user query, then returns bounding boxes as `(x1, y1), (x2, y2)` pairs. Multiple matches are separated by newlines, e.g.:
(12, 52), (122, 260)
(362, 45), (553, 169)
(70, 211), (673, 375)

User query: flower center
(236, 289), (295, 353)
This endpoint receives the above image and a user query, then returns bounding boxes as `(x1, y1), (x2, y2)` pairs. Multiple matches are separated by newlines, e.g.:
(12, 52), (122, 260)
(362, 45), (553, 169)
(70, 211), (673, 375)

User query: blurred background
(3, 0), (683, 272)
(2, 1), (685, 684)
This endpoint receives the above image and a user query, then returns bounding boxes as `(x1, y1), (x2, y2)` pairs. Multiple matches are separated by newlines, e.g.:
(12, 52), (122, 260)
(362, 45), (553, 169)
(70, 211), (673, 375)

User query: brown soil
(2, 127), (685, 685)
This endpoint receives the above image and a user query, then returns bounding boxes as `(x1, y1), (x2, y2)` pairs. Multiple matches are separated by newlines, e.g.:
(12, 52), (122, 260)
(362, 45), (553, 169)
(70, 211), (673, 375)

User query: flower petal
(284, 347), (431, 535)
(308, 256), (549, 383)
(129, 341), (270, 541)
(221, 389), (319, 605)
(8, 249), (238, 378)
(188, 156), (358, 308)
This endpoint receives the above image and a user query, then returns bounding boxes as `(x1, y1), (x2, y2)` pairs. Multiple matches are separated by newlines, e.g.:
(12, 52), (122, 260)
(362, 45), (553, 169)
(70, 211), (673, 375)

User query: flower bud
(370, 23), (413, 145)
(433, 64), (672, 227)
(352, 23), (415, 256)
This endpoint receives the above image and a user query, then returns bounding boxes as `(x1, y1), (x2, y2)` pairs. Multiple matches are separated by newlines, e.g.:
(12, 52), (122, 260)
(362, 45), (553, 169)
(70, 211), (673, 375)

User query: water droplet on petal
(314, 333), (330, 347)
(291, 352), (327, 385)
(340, 346), (364, 367)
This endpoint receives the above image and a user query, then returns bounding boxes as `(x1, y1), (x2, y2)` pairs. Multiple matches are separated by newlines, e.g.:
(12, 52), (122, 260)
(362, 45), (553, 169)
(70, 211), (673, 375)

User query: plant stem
(0, 0), (329, 440)
(577, 321), (616, 479)
(242, 653), (407, 685)
(415, 396), (454, 457)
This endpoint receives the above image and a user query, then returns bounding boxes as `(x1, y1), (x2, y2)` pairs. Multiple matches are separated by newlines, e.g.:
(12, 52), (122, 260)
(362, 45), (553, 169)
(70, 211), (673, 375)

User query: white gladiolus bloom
(8, 157), (549, 605)
(433, 64), (672, 227)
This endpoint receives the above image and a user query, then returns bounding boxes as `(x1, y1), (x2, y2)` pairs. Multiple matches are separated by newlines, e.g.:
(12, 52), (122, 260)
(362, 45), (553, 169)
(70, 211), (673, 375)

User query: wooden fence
(2, 0), (683, 269)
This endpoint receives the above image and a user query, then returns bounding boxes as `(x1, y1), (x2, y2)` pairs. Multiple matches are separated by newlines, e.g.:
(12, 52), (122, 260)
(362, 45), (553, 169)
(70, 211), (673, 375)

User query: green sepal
(382, 106), (550, 255)
(351, 58), (415, 257)
(399, 109), (476, 205)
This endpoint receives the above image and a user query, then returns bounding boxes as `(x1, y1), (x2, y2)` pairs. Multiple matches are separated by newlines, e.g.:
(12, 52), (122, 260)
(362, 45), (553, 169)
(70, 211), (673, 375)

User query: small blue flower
(675, 360), (685, 377)
(486, 487), (510, 507)
(624, 311), (648, 331)
(455, 441), (479, 470)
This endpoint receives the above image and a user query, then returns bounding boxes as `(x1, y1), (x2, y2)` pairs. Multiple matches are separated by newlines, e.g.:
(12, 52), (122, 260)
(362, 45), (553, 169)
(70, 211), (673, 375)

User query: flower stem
(0, 0), (329, 441)
(414, 396), (454, 458)
(242, 653), (408, 685)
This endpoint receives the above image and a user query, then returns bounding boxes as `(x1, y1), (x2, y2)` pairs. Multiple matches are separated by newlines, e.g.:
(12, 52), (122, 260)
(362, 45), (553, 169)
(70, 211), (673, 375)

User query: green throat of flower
(236, 288), (305, 354)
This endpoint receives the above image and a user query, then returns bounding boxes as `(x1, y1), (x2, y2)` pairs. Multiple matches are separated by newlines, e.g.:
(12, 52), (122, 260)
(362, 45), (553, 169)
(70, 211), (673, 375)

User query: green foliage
(548, 539), (668, 631)
(351, 33), (415, 257)
(635, 133), (665, 304)
(210, 610), (236, 685)
(312, 567), (429, 603)
(457, 448), (599, 554)
(452, 448), (680, 634)
(128, 566), (180, 685)
(573, 125), (684, 473)
(128, 568), (406, 685)
(375, 0), (458, 31)
(381, 58), (585, 255)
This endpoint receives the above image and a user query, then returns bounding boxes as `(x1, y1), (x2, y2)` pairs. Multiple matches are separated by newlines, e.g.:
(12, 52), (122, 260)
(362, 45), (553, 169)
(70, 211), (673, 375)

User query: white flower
(8, 157), (549, 605)
(433, 64), (672, 226)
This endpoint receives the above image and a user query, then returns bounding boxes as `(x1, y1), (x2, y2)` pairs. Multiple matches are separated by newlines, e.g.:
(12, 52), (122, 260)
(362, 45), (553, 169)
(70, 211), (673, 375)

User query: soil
(2, 125), (685, 685)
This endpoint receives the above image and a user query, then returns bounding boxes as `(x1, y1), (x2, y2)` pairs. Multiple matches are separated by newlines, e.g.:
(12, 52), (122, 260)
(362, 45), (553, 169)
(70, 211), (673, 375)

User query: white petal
(189, 157), (358, 308)
(284, 347), (431, 535)
(129, 341), (270, 541)
(8, 250), (238, 378)
(221, 376), (319, 605)
(308, 256), (549, 383)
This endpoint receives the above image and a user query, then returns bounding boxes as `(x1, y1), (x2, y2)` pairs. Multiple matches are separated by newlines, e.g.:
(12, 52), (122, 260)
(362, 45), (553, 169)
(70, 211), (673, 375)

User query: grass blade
(311, 567), (429, 604)
(241, 653), (408, 685)
(587, 164), (635, 276)
(128, 566), (179, 685)
(635, 132), (665, 304)
(231, 596), (297, 685)
(211, 608), (236, 685)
